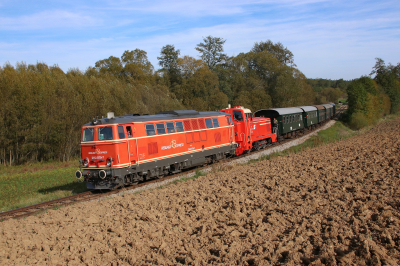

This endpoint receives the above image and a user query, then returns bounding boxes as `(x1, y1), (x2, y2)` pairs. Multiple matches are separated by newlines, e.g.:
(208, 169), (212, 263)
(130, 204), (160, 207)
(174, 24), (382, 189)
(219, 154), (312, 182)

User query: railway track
(0, 106), (347, 222)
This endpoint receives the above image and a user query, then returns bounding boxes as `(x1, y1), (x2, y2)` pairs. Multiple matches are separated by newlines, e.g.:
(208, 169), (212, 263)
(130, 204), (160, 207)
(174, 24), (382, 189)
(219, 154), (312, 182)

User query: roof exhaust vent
(107, 112), (115, 119)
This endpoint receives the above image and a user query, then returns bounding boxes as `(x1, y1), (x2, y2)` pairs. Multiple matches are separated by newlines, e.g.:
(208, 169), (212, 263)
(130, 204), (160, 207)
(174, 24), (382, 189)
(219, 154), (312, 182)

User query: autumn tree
(251, 40), (295, 67)
(121, 49), (154, 82)
(157, 44), (181, 85)
(370, 58), (400, 113)
(94, 56), (123, 76)
(195, 36), (228, 70)
(172, 56), (228, 111)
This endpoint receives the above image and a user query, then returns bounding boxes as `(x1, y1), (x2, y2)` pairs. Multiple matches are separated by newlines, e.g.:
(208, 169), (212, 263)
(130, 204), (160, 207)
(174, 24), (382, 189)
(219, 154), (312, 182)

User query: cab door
(126, 124), (138, 164)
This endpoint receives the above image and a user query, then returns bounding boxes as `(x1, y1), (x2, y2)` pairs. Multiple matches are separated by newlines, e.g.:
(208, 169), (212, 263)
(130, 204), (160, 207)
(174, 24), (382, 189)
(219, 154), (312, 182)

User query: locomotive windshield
(83, 128), (94, 141)
(99, 126), (113, 140)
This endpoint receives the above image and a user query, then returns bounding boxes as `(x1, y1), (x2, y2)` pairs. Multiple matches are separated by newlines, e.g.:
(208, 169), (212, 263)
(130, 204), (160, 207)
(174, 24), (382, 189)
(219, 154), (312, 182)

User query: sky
(1, 0), (399, 80)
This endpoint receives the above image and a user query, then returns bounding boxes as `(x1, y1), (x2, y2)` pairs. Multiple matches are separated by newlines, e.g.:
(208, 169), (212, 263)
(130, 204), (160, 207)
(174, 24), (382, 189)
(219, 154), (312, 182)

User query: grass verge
(246, 121), (356, 164)
(0, 160), (85, 212)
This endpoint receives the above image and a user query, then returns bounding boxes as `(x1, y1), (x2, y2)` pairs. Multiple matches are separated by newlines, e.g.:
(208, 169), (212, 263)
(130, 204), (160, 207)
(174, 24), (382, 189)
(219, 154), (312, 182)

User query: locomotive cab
(77, 122), (137, 189)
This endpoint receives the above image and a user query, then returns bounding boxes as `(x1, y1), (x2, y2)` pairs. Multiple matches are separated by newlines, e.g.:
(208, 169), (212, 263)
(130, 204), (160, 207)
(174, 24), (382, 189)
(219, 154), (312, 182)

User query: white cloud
(0, 10), (99, 30)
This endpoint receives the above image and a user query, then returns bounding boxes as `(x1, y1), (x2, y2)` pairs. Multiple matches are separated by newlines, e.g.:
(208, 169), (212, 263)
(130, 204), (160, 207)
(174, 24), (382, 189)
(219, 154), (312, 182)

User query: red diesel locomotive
(76, 110), (237, 189)
(220, 106), (277, 155)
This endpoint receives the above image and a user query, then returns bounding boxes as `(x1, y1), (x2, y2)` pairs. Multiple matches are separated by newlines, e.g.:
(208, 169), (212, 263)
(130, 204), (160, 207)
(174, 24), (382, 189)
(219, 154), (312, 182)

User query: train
(75, 103), (336, 189)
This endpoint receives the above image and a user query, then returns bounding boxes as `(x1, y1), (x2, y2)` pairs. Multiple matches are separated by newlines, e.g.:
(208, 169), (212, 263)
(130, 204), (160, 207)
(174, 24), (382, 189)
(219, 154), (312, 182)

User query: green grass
(338, 98), (347, 103)
(171, 170), (207, 185)
(246, 121), (356, 164)
(0, 159), (86, 212)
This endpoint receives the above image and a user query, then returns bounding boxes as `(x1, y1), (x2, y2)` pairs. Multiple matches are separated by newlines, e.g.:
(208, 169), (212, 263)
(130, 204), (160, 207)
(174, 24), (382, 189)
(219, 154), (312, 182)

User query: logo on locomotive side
(161, 140), (184, 150)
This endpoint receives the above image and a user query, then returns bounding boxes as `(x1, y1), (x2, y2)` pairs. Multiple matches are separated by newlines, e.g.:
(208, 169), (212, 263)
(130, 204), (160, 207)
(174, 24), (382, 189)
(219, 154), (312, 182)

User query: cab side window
(145, 124), (156, 136)
(232, 111), (243, 121)
(126, 126), (133, 137)
(118, 126), (125, 139)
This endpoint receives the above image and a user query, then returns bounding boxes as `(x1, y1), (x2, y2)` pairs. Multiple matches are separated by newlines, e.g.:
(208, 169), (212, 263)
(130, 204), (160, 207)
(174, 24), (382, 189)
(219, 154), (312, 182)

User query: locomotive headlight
(106, 157), (113, 167)
(75, 170), (83, 179)
(82, 157), (89, 167)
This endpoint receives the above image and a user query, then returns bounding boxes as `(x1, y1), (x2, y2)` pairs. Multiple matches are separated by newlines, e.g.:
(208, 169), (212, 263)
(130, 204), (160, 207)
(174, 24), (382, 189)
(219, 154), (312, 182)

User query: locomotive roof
(327, 102), (336, 106)
(297, 106), (317, 112)
(84, 110), (229, 126)
(254, 107), (304, 117)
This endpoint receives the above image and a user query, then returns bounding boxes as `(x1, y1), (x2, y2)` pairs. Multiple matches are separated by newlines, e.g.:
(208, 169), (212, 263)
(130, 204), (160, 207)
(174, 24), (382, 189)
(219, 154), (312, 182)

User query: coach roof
(254, 107), (304, 117)
(298, 106), (318, 112)
(84, 110), (229, 126)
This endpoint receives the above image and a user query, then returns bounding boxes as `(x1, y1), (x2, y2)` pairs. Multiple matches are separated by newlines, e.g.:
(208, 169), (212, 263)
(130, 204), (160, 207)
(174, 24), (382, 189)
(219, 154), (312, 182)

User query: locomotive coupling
(75, 170), (83, 179)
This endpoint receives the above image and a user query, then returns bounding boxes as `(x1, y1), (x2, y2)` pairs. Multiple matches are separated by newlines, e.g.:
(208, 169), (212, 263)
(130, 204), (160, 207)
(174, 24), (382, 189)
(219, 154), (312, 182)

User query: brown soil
(1, 118), (400, 265)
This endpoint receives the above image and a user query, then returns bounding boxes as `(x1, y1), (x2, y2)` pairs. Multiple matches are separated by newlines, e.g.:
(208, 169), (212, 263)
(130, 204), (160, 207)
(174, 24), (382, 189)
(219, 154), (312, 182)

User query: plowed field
(1, 118), (399, 265)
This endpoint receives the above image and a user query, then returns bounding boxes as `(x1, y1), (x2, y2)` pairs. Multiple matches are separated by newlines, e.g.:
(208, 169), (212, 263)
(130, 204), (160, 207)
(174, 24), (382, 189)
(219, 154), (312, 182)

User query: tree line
(1, 37), (396, 165)
(345, 58), (400, 129)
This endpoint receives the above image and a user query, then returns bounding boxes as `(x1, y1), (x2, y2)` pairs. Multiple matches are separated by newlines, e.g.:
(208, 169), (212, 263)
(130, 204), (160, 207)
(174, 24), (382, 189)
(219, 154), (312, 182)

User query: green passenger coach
(298, 106), (318, 129)
(313, 105), (326, 123)
(254, 107), (304, 136)
(321, 103), (334, 119)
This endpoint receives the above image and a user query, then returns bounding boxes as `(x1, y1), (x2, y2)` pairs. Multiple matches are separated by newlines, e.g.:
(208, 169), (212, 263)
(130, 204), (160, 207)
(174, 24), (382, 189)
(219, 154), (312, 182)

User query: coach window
(175, 121), (184, 132)
(212, 118), (220, 127)
(232, 111), (243, 121)
(145, 124), (156, 136)
(205, 118), (213, 128)
(166, 122), (175, 133)
(156, 123), (166, 134)
(83, 128), (94, 141)
(118, 126), (125, 139)
(99, 126), (113, 140)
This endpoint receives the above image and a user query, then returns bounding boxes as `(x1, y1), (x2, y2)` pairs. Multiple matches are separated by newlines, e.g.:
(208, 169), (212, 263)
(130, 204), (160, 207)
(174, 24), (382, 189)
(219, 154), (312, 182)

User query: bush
(349, 112), (369, 130)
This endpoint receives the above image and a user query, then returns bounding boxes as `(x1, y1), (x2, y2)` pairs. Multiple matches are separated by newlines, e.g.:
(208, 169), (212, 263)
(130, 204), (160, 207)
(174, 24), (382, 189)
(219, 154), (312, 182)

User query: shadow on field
(37, 181), (87, 195)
